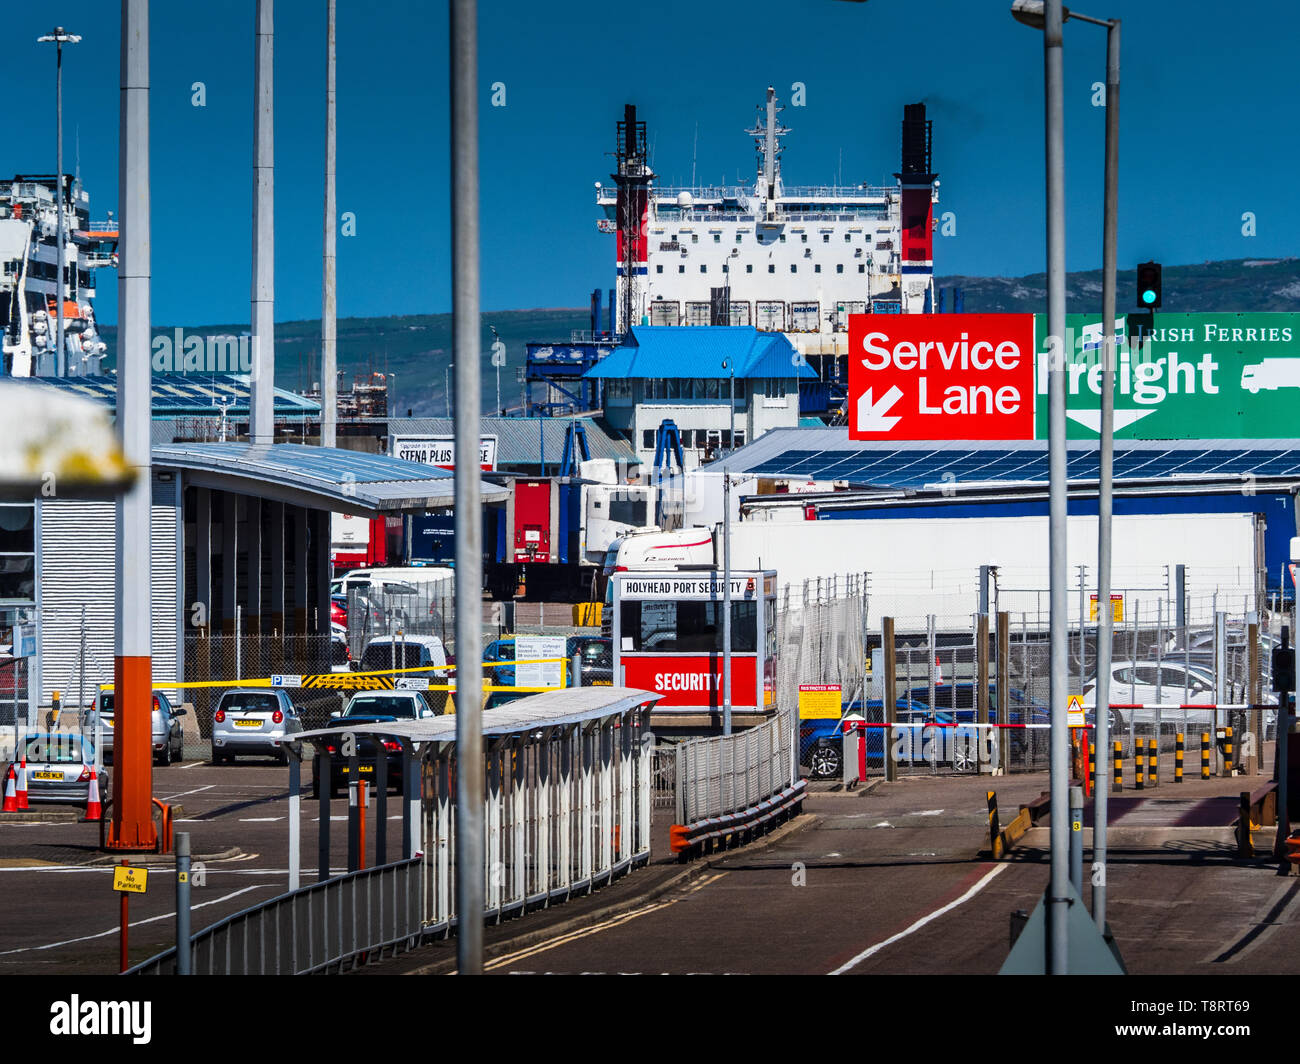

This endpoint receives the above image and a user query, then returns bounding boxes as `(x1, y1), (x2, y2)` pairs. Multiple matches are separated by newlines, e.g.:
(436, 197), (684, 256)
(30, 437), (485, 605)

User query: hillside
(96, 258), (1300, 414)
(933, 257), (1300, 314)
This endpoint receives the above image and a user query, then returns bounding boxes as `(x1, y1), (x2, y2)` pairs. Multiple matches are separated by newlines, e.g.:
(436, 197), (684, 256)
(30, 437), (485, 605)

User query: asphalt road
(4, 758), (1298, 978)
(0, 754), (401, 975)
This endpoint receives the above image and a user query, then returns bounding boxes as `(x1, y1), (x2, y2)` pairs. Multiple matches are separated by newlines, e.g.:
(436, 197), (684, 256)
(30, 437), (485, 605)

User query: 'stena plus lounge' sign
(848, 314), (1036, 441)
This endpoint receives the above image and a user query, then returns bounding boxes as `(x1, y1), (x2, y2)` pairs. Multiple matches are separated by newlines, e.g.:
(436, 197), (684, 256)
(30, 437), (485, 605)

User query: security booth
(611, 569), (777, 729)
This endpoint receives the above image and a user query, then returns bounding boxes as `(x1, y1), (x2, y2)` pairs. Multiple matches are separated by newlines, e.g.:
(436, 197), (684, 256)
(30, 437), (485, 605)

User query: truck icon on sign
(1242, 358), (1300, 394)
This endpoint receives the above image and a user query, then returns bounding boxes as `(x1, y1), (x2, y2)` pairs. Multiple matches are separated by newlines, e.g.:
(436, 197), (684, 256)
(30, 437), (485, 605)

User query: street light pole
(722, 358), (735, 736)
(1093, 15), (1120, 935)
(38, 27), (80, 378)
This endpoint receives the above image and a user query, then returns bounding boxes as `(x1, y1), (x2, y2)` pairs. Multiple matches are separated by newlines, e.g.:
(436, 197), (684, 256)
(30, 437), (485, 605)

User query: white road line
(238, 817), (283, 823)
(482, 872), (728, 973)
(828, 863), (1009, 975)
(179, 760), (208, 769)
(0, 885), (269, 956)
(160, 784), (216, 801)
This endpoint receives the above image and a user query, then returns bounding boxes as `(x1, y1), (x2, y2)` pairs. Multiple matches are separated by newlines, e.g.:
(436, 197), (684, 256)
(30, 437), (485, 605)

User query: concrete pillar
(108, 0), (156, 851)
(249, 0), (275, 443)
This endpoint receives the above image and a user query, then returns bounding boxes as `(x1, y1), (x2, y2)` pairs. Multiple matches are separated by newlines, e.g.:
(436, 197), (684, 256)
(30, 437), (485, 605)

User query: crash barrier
(670, 710), (803, 858)
(572, 602), (603, 627)
(987, 789), (1033, 860)
(128, 856), (423, 976)
(127, 688), (659, 975)
(1235, 782), (1279, 858)
(1102, 714), (1273, 790)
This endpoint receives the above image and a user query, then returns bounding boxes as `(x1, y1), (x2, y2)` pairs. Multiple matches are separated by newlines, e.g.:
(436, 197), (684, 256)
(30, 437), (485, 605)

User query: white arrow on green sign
(1033, 312), (1300, 439)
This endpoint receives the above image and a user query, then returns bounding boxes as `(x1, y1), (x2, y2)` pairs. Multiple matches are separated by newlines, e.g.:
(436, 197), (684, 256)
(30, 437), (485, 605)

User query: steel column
(250, 0), (275, 443)
(108, 0), (155, 851)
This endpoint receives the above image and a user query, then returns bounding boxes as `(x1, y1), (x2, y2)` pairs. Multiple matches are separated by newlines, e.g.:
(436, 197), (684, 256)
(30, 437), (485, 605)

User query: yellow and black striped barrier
(1201, 732), (1212, 779)
(1088, 741), (1096, 784)
(1135, 738), (1145, 790)
(1175, 733), (1184, 783)
(1223, 726), (1234, 776)
(1148, 738), (1158, 787)
(101, 655), (575, 695)
(987, 790), (1002, 859)
(1112, 741), (1123, 793)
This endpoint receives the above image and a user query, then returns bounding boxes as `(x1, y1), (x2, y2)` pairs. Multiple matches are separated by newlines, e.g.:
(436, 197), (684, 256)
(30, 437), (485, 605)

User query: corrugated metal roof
(294, 686), (663, 745)
(385, 416), (638, 467)
(153, 442), (509, 515)
(583, 326), (817, 381)
(706, 427), (1300, 488)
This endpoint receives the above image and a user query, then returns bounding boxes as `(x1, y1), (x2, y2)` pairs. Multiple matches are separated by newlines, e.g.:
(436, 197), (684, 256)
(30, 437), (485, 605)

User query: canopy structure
(154, 441), (510, 516)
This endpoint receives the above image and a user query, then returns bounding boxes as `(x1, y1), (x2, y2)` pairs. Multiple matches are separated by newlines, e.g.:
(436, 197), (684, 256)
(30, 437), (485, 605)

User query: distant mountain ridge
(96, 258), (1300, 415)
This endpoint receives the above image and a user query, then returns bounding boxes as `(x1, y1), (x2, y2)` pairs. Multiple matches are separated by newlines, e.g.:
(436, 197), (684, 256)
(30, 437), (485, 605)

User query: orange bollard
(358, 780), (368, 871)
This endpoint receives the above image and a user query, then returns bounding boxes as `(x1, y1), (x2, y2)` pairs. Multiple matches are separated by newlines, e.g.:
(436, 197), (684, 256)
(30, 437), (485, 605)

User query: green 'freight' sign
(1032, 312), (1300, 440)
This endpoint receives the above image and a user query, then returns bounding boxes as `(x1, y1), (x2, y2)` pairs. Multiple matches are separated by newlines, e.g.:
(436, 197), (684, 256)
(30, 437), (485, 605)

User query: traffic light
(1136, 261), (1162, 308)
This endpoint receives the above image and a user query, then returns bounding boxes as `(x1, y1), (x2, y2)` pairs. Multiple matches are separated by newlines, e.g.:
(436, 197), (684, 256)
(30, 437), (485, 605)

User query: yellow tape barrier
(100, 657), (572, 694)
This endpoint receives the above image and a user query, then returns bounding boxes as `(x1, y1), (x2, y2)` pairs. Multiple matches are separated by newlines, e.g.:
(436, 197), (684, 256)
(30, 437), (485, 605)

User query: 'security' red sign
(847, 314), (1036, 441)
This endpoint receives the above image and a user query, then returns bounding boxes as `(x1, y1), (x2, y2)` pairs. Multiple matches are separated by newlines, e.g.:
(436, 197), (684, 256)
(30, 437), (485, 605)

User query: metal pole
(1277, 626), (1292, 863)
(1044, 0), (1070, 975)
(321, 0), (337, 447)
(451, 0), (484, 976)
(108, 0), (156, 851)
(288, 749), (300, 890)
(1069, 784), (1083, 893)
(250, 0), (275, 443)
(723, 477), (732, 736)
(56, 36), (66, 376)
(175, 831), (192, 974)
(1095, 29), (1120, 914)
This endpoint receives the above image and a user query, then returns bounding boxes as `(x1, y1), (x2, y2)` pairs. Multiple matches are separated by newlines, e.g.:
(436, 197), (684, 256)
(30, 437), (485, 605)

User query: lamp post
(1012, 0), (1121, 942)
(1009, 0), (1070, 974)
(721, 357), (736, 735)
(37, 26), (80, 378)
(489, 324), (503, 415)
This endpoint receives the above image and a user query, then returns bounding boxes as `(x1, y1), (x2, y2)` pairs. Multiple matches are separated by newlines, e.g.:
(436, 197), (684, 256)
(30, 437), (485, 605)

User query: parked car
(356, 636), (449, 712)
(330, 595), (347, 628)
(83, 689), (186, 766)
(7, 733), (108, 804)
(313, 690), (439, 798)
(1081, 660), (1220, 733)
(330, 621), (351, 671)
(211, 688), (303, 764)
(801, 698), (937, 779)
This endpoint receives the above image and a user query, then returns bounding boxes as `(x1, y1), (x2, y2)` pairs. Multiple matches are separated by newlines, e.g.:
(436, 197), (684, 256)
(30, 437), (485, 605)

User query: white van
(331, 566), (454, 596)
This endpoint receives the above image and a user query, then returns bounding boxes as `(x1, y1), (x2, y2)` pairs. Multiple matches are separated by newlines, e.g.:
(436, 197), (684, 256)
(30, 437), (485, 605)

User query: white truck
(602, 512), (1262, 628)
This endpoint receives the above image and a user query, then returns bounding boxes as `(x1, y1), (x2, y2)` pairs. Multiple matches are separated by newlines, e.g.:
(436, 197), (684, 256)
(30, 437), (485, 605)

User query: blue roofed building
(584, 326), (817, 469)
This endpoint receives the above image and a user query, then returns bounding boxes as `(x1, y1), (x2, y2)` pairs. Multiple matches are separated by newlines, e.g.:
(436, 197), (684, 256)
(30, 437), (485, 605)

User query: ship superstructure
(596, 89), (939, 357)
(0, 174), (117, 377)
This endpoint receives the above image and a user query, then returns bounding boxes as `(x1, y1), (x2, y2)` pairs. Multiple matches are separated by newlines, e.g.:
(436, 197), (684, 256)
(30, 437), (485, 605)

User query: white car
(1083, 660), (1219, 731)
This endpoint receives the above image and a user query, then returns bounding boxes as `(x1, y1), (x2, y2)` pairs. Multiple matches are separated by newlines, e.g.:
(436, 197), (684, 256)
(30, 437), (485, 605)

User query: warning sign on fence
(798, 684), (842, 720)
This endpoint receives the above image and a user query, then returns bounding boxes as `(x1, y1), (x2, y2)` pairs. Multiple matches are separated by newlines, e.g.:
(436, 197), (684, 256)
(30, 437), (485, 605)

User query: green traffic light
(1141, 289), (1157, 305)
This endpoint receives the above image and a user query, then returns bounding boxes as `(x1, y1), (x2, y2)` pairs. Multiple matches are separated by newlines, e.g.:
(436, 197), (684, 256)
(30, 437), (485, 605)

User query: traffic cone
(2, 765), (17, 813)
(15, 756), (28, 811)
(84, 767), (102, 822)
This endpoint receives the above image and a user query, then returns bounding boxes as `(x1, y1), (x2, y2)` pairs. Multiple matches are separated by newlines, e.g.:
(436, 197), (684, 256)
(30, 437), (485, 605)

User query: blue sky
(8, 0), (1299, 327)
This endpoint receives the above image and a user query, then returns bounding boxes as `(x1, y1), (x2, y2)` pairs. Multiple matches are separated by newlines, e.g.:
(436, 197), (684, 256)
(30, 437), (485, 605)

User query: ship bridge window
(746, 265), (753, 274)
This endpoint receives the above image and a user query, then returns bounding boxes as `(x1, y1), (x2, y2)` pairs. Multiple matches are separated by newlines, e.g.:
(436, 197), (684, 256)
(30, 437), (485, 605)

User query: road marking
(828, 863), (1009, 975)
(179, 760), (207, 769)
(874, 822), (893, 828)
(478, 872), (729, 973)
(911, 809), (945, 817)
(239, 816), (284, 823)
(0, 885), (269, 956)
(160, 784), (216, 801)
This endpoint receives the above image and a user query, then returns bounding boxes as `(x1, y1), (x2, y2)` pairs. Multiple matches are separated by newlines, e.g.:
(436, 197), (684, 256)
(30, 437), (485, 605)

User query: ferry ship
(0, 174), (117, 377)
(596, 88), (940, 359)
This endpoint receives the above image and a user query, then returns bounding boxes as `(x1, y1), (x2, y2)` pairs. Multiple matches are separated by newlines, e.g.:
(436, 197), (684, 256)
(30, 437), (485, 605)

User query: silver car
(7, 733), (109, 804)
(211, 688), (302, 764)
(83, 689), (187, 766)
